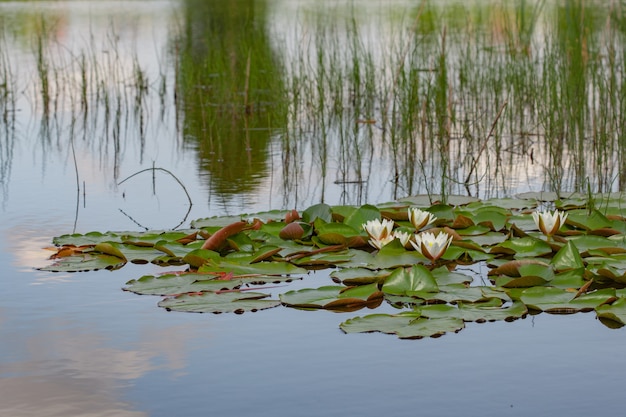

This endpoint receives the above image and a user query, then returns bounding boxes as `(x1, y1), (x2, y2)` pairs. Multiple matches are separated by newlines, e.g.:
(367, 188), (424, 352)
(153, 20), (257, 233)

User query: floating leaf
(302, 203), (333, 223)
(382, 265), (439, 295)
(490, 236), (552, 257)
(124, 273), (242, 295)
(38, 253), (126, 272)
(340, 313), (465, 339)
(551, 241), (584, 272)
(158, 291), (281, 314)
(520, 287), (616, 313)
(330, 268), (392, 285)
(343, 204), (381, 232)
(280, 283), (382, 311)
(596, 297), (626, 327)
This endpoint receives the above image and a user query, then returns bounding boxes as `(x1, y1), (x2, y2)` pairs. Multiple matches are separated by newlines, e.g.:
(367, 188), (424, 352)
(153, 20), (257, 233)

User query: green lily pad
(596, 297), (626, 326)
(124, 273), (242, 295)
(302, 203), (333, 223)
(330, 268), (392, 285)
(520, 287), (616, 313)
(340, 313), (465, 339)
(382, 265), (439, 296)
(490, 236), (553, 257)
(280, 283), (383, 311)
(343, 204), (381, 232)
(158, 290), (281, 314)
(551, 240), (584, 272)
(38, 252), (126, 272)
(369, 241), (427, 269)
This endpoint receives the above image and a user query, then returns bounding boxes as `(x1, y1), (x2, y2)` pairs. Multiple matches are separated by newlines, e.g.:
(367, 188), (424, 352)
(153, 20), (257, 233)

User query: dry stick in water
(118, 166), (193, 208)
(463, 101), (508, 187)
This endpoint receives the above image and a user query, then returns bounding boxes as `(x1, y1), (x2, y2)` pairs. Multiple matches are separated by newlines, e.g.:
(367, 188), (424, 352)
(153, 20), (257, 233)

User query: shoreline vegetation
(1, 0), (625, 211)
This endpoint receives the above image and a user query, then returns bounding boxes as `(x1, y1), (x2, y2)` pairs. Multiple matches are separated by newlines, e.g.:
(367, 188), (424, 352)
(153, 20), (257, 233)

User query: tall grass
(3, 0), (626, 212)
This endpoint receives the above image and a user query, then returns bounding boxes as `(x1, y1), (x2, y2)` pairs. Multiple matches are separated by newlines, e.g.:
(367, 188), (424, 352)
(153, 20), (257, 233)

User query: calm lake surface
(1, 1), (625, 416)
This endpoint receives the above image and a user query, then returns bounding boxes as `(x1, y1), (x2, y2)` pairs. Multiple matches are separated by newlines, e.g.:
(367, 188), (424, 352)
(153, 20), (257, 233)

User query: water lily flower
(363, 218), (394, 241)
(368, 235), (396, 250)
(532, 209), (568, 237)
(410, 231), (452, 261)
(393, 230), (412, 248)
(408, 207), (436, 231)
(363, 218), (395, 250)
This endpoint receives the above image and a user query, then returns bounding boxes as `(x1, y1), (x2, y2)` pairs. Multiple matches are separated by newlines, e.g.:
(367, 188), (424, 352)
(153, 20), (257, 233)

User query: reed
(4, 0), (626, 211)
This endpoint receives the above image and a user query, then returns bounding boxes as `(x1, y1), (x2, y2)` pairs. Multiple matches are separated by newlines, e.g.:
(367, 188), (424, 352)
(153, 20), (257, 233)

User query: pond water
(1, 1), (625, 416)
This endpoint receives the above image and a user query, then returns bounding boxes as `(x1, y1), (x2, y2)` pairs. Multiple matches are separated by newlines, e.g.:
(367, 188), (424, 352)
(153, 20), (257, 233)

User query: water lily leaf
(198, 260), (307, 276)
(316, 222), (360, 245)
(280, 283), (382, 311)
(567, 235), (617, 253)
(227, 232), (255, 252)
(247, 246), (282, 263)
(121, 230), (195, 245)
(480, 197), (536, 210)
(457, 301), (527, 322)
(489, 259), (551, 277)
(566, 209), (612, 231)
(290, 251), (353, 267)
(330, 268), (392, 285)
(551, 241), (584, 272)
(490, 236), (552, 257)
(38, 253), (126, 272)
(302, 203), (333, 223)
(424, 285), (492, 303)
(369, 241), (427, 269)
(182, 249), (222, 268)
(496, 275), (550, 288)
(94, 242), (127, 260)
(427, 204), (456, 221)
(340, 313), (465, 339)
(520, 287), (616, 313)
(123, 273), (242, 295)
(551, 268), (586, 289)
(343, 204), (381, 232)
(516, 191), (560, 201)
(52, 231), (122, 246)
(473, 210), (509, 231)
(382, 265), (438, 295)
(432, 267), (473, 286)
(158, 291), (281, 314)
(443, 245), (492, 262)
(455, 225), (491, 236)
(469, 232), (509, 247)
(495, 262), (554, 287)
(596, 297), (626, 326)
(451, 213), (475, 229)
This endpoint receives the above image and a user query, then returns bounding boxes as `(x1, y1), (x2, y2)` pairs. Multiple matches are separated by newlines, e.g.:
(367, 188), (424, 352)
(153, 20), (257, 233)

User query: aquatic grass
(4, 1), (626, 213)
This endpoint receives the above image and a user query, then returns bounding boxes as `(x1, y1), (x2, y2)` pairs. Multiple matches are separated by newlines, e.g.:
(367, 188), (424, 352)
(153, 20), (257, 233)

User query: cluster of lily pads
(41, 193), (626, 339)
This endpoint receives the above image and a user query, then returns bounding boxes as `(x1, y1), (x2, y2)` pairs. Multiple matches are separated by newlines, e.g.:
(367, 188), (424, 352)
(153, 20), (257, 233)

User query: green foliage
(41, 196), (626, 339)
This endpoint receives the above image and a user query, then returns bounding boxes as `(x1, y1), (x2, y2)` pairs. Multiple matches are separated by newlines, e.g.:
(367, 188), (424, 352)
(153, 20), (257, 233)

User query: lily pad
(340, 313), (465, 339)
(382, 265), (439, 296)
(124, 273), (242, 295)
(158, 290), (281, 314)
(280, 283), (383, 311)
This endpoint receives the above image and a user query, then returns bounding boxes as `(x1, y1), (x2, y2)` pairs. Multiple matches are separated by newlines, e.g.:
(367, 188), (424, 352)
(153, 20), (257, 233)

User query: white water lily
(532, 209), (568, 237)
(392, 230), (412, 248)
(368, 235), (396, 250)
(408, 207), (436, 231)
(363, 218), (394, 241)
(410, 231), (452, 261)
